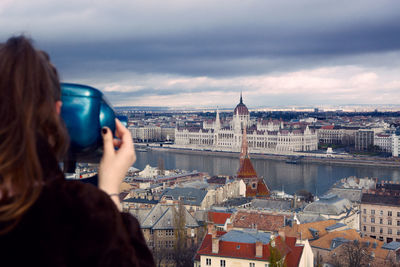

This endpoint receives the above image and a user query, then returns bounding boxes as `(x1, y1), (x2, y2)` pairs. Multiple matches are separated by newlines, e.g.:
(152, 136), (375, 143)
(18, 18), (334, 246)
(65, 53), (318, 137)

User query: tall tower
(237, 126), (270, 198)
(215, 108), (220, 131)
(239, 127), (249, 166)
(233, 93), (250, 130)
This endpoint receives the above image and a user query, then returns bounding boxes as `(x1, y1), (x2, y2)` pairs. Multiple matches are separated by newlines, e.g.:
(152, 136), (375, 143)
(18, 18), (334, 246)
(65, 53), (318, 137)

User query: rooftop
(232, 211), (285, 232)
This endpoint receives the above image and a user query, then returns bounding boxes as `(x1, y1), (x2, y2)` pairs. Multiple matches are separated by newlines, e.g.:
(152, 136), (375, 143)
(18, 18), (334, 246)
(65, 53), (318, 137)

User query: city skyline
(1, 1), (400, 107)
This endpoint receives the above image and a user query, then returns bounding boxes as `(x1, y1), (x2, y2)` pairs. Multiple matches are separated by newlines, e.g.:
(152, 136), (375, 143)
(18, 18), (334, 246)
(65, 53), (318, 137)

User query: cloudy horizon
(1, 0), (400, 108)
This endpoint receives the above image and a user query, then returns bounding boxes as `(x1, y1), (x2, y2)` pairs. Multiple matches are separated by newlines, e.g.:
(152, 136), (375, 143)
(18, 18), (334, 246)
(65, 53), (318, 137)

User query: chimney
(226, 223), (233, 232)
(255, 241), (263, 258)
(211, 228), (217, 238)
(279, 230), (286, 241)
(212, 237), (219, 254)
(207, 223), (214, 234)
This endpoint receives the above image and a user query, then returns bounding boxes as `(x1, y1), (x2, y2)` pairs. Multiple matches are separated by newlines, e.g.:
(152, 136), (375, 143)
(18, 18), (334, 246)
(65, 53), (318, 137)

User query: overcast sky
(1, 0), (400, 108)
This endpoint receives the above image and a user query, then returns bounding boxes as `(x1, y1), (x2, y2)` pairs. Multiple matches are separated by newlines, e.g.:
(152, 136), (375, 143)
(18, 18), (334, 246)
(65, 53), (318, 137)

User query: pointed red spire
(239, 127), (249, 166)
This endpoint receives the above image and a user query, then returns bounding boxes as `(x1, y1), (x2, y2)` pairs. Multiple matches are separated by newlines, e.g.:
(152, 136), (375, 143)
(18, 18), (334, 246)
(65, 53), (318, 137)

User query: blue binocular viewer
(61, 83), (127, 164)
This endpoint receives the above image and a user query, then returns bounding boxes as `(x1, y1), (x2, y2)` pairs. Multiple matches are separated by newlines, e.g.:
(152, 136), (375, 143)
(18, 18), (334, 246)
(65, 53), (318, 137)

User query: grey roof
(251, 199), (292, 211)
(361, 192), (400, 206)
(141, 204), (169, 228)
(325, 223), (346, 231)
(220, 229), (271, 244)
(330, 237), (350, 250)
(122, 197), (159, 204)
(296, 213), (326, 224)
(140, 203), (199, 230)
(179, 179), (209, 189)
(129, 208), (152, 225)
(219, 197), (252, 208)
(326, 188), (362, 203)
(193, 210), (208, 223)
(303, 194), (352, 215)
(382, 242), (400, 251)
(161, 187), (207, 206)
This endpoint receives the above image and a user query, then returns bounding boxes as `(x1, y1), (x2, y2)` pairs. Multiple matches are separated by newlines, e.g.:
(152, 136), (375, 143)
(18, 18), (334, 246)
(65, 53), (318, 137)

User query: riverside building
(174, 95), (318, 153)
(361, 182), (400, 243)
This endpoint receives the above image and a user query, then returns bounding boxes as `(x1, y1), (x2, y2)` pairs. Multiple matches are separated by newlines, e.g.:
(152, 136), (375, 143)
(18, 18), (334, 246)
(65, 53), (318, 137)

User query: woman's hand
(98, 119), (136, 210)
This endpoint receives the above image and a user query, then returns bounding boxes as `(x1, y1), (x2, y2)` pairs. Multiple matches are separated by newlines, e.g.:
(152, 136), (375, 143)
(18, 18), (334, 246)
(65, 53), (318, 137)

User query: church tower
(237, 127), (270, 198)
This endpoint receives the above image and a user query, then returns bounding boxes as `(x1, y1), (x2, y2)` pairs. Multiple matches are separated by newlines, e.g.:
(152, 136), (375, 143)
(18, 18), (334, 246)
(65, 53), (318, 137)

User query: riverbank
(135, 143), (400, 168)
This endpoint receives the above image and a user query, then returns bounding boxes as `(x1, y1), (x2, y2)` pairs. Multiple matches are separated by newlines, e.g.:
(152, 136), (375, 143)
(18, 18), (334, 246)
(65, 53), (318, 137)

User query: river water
(133, 149), (400, 196)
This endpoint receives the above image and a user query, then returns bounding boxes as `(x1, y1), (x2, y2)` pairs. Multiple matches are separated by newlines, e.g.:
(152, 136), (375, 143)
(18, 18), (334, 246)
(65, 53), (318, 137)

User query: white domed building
(174, 94), (318, 153)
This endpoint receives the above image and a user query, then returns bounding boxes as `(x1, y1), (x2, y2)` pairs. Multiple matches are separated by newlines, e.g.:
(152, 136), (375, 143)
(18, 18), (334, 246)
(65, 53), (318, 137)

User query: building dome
(234, 94), (249, 115)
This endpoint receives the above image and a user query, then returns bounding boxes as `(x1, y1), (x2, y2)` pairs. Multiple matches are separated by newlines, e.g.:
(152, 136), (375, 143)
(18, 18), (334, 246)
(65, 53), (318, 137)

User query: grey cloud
(2, 0), (400, 106)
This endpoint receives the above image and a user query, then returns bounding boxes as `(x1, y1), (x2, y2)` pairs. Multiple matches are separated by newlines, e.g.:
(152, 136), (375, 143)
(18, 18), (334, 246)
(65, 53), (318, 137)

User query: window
(389, 228), (393, 234)
(363, 226), (366, 231)
(397, 212), (400, 217)
(265, 264), (270, 267)
(380, 218), (383, 224)
(220, 260), (226, 267)
(380, 228), (383, 234)
(364, 209), (367, 214)
(363, 217), (366, 223)
(206, 258), (211, 265)
(371, 209), (375, 215)
(389, 219), (392, 225)
(389, 211), (393, 216)
(380, 210), (384, 216)
(371, 226), (375, 233)
(250, 263), (255, 267)
(371, 217), (375, 223)
(150, 229), (154, 235)
(398, 230), (400, 236)
(166, 229), (174, 236)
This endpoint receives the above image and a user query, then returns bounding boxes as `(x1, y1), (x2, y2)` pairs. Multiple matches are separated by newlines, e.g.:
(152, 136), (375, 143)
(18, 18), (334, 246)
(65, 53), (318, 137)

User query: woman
(0, 36), (155, 266)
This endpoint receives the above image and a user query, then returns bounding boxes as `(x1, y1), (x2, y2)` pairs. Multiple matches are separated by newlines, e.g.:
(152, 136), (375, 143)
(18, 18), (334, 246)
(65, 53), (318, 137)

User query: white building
(129, 126), (161, 142)
(374, 133), (392, 152)
(175, 95), (318, 153)
(392, 134), (400, 157)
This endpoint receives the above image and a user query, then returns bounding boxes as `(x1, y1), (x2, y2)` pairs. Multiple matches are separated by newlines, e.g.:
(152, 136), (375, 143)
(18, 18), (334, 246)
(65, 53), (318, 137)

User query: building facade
(374, 133), (392, 152)
(361, 184), (400, 243)
(175, 95), (318, 153)
(355, 130), (374, 151)
(130, 126), (161, 142)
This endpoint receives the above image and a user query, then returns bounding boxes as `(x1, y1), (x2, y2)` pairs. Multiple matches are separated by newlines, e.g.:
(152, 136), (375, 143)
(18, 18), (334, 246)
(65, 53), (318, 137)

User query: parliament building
(174, 95), (318, 153)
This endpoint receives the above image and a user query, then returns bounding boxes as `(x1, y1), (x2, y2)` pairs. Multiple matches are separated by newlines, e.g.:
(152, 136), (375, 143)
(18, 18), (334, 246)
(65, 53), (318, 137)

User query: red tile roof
(321, 125), (335, 129)
(245, 179), (270, 198)
(232, 211), (284, 232)
(196, 233), (303, 266)
(237, 157), (258, 178)
(208, 211), (232, 225)
(285, 243), (304, 267)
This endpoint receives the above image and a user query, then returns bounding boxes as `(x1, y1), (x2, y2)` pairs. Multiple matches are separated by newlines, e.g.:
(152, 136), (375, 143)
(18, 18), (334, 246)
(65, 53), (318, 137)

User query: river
(133, 149), (400, 196)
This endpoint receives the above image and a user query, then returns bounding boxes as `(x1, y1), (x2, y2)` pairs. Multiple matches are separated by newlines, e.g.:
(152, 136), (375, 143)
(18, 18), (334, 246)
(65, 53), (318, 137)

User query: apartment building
(355, 130), (374, 151)
(361, 183), (400, 243)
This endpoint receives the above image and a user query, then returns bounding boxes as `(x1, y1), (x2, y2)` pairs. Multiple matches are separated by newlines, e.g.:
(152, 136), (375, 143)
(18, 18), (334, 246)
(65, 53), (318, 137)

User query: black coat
(0, 141), (155, 267)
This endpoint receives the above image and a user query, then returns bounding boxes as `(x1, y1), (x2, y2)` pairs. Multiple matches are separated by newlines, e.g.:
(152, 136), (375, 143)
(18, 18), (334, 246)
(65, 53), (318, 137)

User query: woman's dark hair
(0, 36), (69, 233)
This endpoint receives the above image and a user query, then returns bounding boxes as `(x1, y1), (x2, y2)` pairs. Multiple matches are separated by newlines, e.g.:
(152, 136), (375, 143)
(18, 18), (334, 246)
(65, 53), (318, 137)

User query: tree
(330, 240), (374, 267)
(268, 241), (287, 267)
(172, 201), (198, 267)
(153, 246), (170, 267)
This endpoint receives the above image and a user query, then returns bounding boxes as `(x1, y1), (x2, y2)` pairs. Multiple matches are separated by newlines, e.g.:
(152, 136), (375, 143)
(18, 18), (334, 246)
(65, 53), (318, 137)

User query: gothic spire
(240, 91), (243, 104)
(240, 126), (249, 164)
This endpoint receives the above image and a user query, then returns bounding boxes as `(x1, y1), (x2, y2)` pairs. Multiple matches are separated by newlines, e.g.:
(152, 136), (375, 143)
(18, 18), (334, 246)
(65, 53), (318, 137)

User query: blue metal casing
(61, 83), (115, 162)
